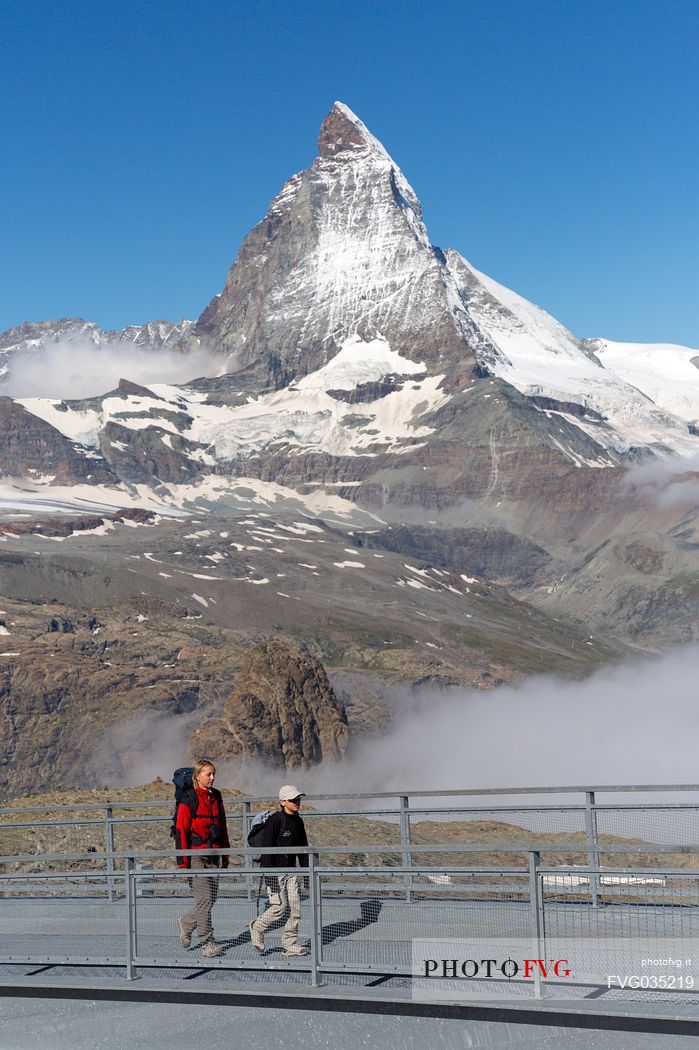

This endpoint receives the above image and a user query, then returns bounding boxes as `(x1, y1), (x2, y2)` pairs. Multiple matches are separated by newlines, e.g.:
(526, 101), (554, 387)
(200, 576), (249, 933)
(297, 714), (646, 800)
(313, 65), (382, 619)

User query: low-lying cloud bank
(289, 643), (699, 796)
(3, 339), (222, 399)
(106, 644), (699, 797)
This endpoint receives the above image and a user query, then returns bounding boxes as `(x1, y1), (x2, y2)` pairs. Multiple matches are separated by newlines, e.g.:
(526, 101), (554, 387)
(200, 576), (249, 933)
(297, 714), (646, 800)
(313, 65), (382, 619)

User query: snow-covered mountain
(589, 338), (699, 429)
(446, 255), (699, 455)
(1, 100), (699, 676)
(1, 101), (697, 523)
(189, 102), (471, 382)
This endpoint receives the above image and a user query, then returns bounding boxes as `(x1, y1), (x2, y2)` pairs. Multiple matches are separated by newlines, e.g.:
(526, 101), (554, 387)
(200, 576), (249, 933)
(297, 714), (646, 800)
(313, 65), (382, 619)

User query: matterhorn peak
(318, 101), (394, 163)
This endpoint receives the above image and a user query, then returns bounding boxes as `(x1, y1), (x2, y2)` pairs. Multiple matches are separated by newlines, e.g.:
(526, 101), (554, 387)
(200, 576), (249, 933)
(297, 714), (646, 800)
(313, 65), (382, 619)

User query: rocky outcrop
(327, 375), (405, 403)
(115, 378), (162, 399)
(192, 639), (350, 770)
(98, 421), (214, 484)
(2, 515), (105, 538)
(528, 395), (606, 422)
(0, 508), (155, 538)
(0, 397), (116, 484)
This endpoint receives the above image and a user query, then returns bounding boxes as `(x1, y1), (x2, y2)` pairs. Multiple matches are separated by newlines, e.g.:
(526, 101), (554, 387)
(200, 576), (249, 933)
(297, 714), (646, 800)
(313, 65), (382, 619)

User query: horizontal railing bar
(4, 783), (699, 816)
(541, 890), (693, 900)
(6, 800), (699, 833)
(295, 811), (403, 818)
(0, 802), (172, 814)
(539, 861), (699, 871)
(314, 881), (528, 890)
(405, 805), (586, 814)
(3, 818), (126, 830)
(5, 868), (688, 889)
(4, 841), (699, 866)
(0, 957), (128, 966)
(0, 865), (303, 881)
(198, 784), (699, 800)
(131, 957), (309, 971)
(539, 867), (699, 878)
(591, 803), (699, 811)
(0, 871), (113, 882)
(0, 864), (535, 879)
(315, 867), (529, 876)
(220, 874), (527, 883)
(3, 811), (405, 830)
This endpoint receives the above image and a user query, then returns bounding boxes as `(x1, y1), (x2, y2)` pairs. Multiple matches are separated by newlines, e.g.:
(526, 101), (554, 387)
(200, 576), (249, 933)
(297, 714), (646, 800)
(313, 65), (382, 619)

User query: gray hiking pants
(181, 855), (219, 943)
(255, 874), (302, 950)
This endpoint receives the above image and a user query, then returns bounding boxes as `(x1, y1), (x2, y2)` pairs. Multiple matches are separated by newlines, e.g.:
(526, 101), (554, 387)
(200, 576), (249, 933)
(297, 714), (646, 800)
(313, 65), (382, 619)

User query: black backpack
(169, 766), (197, 839)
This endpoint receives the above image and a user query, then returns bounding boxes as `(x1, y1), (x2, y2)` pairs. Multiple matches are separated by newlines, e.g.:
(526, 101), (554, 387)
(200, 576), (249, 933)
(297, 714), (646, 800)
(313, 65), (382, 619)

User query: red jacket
(175, 786), (230, 869)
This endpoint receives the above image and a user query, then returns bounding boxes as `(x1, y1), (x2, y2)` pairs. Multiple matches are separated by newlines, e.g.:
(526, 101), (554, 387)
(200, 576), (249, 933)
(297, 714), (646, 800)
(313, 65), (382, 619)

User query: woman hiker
(175, 758), (230, 957)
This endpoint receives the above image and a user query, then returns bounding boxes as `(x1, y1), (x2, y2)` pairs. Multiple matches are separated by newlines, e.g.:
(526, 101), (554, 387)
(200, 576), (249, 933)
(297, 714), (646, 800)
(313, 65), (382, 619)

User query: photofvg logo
(413, 936), (699, 1002)
(423, 957), (571, 980)
(412, 938), (573, 1001)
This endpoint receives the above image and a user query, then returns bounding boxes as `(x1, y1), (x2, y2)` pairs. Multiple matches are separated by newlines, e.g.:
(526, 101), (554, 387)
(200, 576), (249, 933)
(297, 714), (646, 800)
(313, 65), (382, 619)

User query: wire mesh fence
(538, 866), (699, 999)
(3, 849), (699, 1004)
(594, 806), (699, 859)
(0, 872), (126, 964)
(316, 868), (533, 973)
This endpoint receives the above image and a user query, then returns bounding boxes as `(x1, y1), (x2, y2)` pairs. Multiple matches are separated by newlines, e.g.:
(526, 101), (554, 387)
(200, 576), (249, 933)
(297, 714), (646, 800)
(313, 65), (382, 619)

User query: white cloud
(298, 644), (699, 796)
(3, 339), (223, 399)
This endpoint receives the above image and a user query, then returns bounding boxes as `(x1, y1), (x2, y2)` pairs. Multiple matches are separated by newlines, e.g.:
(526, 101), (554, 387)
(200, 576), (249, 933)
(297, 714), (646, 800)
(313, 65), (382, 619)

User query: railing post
(528, 850), (544, 999)
(242, 801), (253, 901)
(104, 805), (116, 902)
(124, 856), (139, 981)
(308, 851), (322, 987)
(399, 795), (412, 902)
(584, 790), (600, 908)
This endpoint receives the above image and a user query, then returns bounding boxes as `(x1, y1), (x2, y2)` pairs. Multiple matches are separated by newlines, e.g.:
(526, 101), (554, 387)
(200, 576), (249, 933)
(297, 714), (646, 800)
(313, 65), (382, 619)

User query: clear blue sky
(2, 0), (697, 346)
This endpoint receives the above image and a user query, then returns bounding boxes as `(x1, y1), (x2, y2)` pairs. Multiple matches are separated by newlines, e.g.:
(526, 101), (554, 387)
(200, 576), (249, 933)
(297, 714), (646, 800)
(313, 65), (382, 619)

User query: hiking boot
(249, 919), (264, 953)
(177, 916), (191, 949)
(282, 943), (310, 957)
(201, 939), (224, 958)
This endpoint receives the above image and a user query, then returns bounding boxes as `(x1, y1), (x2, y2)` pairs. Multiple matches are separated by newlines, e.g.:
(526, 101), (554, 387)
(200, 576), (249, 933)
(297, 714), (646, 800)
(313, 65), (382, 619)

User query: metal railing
(4, 784), (699, 910)
(3, 842), (699, 999)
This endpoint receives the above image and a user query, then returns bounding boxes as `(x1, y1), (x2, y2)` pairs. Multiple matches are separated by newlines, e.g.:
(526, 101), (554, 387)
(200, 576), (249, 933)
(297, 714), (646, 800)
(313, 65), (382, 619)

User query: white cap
(278, 784), (304, 801)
